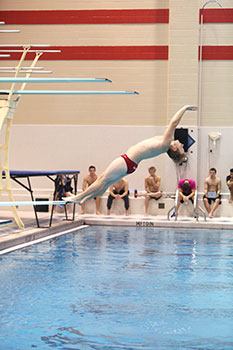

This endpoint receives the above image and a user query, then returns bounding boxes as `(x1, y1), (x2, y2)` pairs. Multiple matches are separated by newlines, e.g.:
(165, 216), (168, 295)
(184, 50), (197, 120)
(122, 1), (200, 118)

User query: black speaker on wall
(174, 128), (188, 152)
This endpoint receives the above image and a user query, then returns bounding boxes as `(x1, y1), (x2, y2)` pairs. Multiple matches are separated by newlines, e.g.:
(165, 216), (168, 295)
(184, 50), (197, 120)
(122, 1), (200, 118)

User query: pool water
(0, 226), (233, 350)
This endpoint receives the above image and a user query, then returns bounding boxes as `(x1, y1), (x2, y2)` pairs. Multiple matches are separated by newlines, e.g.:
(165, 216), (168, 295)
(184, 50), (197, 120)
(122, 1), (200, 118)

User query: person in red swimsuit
(64, 105), (197, 205)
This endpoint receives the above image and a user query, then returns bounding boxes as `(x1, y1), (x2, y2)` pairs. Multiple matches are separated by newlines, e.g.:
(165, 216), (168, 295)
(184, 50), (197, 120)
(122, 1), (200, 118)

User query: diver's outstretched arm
(163, 105), (197, 145)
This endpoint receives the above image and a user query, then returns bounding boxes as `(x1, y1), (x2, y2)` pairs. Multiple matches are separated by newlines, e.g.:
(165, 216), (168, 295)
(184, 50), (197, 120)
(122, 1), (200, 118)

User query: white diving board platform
(0, 200), (69, 207)
(0, 30), (20, 33)
(0, 77), (112, 83)
(0, 90), (139, 95)
(0, 219), (13, 225)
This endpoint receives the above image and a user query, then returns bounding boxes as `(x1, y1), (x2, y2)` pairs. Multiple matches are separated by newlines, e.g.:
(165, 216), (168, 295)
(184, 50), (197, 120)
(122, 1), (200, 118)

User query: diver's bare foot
(80, 210), (85, 215)
(229, 198), (233, 204)
(96, 211), (101, 215)
(209, 213), (214, 218)
(63, 195), (75, 203)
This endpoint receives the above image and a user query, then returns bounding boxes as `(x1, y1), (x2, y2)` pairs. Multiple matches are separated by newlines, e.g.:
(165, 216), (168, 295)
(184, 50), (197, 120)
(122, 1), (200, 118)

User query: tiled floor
(0, 211), (84, 252)
(1, 210), (233, 253)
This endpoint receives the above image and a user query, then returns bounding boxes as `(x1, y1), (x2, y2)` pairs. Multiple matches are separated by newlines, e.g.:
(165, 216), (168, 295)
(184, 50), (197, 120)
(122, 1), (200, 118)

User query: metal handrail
(167, 189), (179, 221)
(168, 189), (206, 221)
(194, 190), (206, 221)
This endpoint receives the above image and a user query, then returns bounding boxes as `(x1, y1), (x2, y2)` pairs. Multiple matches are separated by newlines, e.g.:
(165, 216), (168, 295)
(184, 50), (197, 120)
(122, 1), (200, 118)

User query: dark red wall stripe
(200, 46), (233, 60)
(199, 8), (233, 23)
(1, 46), (233, 61)
(0, 46), (168, 60)
(0, 9), (169, 25)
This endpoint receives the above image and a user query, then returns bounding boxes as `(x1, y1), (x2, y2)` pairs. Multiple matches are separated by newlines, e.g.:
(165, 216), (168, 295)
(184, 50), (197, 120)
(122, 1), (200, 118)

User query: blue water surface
(0, 226), (233, 350)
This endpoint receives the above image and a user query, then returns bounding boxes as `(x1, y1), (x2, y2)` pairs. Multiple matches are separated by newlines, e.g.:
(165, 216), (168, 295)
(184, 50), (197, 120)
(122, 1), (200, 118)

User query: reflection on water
(0, 226), (233, 350)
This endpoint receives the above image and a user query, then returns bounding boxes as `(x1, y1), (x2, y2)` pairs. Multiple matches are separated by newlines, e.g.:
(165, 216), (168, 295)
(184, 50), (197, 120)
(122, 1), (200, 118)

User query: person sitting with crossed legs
(134, 166), (162, 216)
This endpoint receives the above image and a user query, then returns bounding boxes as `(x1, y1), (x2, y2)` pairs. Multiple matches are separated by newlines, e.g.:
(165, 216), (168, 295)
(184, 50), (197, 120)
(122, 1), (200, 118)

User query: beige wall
(199, 0), (233, 126)
(0, 1), (233, 197)
(0, 2), (169, 126)
(0, 61), (168, 125)
(1, 1), (232, 127)
(167, 0), (199, 126)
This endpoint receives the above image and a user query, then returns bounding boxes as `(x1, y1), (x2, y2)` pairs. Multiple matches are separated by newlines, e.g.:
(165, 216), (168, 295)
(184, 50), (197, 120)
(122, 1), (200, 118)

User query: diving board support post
(13, 51), (43, 103)
(194, 191), (206, 222)
(0, 100), (24, 230)
(7, 46), (32, 104)
(0, 46), (43, 230)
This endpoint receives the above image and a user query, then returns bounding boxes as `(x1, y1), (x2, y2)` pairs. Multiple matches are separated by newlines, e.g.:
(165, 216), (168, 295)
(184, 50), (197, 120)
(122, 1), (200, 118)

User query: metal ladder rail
(194, 191), (206, 222)
(167, 189), (179, 221)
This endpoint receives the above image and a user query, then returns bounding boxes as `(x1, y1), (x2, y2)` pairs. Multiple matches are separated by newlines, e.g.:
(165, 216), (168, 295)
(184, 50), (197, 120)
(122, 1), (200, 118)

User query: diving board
(0, 90), (139, 95)
(0, 70), (53, 74)
(0, 219), (13, 226)
(0, 200), (67, 207)
(0, 77), (111, 83)
(0, 49), (60, 53)
(0, 30), (20, 33)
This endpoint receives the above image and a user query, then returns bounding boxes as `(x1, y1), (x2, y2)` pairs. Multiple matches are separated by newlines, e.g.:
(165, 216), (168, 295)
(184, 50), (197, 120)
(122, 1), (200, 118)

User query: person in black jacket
(53, 174), (73, 212)
(226, 168), (233, 203)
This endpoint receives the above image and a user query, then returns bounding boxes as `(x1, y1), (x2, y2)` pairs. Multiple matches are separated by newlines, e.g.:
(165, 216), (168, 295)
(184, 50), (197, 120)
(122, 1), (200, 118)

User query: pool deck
(0, 211), (233, 253)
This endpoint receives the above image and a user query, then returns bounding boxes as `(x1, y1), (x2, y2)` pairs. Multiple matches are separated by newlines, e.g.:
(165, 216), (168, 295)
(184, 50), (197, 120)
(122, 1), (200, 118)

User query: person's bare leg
(209, 198), (220, 218)
(107, 209), (111, 215)
(228, 183), (233, 203)
(65, 175), (107, 203)
(64, 157), (127, 205)
(125, 209), (129, 216)
(203, 198), (211, 215)
(64, 192), (72, 213)
(80, 203), (85, 214)
(137, 191), (162, 198)
(96, 196), (101, 215)
(145, 195), (150, 216)
(52, 192), (59, 213)
(78, 179), (115, 205)
(148, 191), (162, 199)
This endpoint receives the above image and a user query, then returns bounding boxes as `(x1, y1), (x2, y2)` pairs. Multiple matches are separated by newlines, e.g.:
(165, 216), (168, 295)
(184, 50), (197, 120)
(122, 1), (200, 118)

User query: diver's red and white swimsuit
(121, 154), (138, 174)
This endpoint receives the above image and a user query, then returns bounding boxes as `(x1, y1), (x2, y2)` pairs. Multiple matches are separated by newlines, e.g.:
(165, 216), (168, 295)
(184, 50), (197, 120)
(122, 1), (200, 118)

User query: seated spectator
(81, 165), (101, 215)
(203, 168), (221, 218)
(171, 179), (196, 217)
(53, 174), (73, 213)
(226, 168), (233, 203)
(134, 166), (162, 216)
(107, 179), (129, 216)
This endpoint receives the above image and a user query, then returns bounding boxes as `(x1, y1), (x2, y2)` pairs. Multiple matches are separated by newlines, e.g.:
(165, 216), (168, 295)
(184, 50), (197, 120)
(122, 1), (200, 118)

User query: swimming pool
(0, 226), (233, 350)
